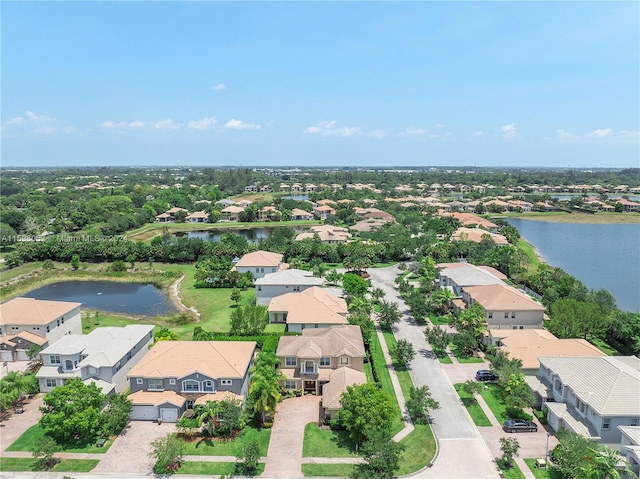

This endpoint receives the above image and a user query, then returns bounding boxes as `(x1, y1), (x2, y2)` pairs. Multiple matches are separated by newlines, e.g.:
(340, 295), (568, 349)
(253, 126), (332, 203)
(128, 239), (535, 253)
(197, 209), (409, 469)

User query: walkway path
(368, 266), (500, 479)
(168, 274), (200, 320)
(262, 395), (321, 478)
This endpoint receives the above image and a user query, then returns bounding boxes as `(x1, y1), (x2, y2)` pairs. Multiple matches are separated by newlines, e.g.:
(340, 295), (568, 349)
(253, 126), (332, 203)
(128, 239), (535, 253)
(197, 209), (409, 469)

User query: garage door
(130, 405), (159, 421)
(17, 350), (29, 361)
(1, 351), (13, 362)
(160, 408), (179, 423)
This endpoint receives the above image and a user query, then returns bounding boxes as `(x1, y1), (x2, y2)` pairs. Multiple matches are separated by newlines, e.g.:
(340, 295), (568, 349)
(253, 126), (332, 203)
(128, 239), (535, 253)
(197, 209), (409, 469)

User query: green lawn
(302, 423), (357, 457)
(82, 311), (161, 335)
(589, 338), (620, 356)
(450, 344), (485, 364)
(497, 459), (526, 479)
(264, 323), (287, 333)
(381, 330), (414, 399)
(397, 424), (437, 475)
(428, 313), (451, 326)
(478, 383), (509, 423)
(517, 239), (542, 272)
(302, 463), (355, 477)
(369, 333), (404, 434)
(363, 362), (374, 383)
(177, 461), (265, 475)
(453, 384), (492, 427)
(524, 458), (554, 479)
(181, 426), (271, 457)
(0, 261), (45, 282)
(438, 353), (453, 364)
(0, 457), (99, 472)
(6, 424), (113, 453)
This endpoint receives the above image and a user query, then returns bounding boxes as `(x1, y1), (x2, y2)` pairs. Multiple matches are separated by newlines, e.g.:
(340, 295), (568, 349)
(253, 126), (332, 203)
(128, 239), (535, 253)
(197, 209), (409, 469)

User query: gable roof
(452, 227), (509, 245)
(41, 325), (154, 368)
(464, 284), (545, 311)
(0, 298), (82, 326)
(128, 390), (186, 407)
(255, 269), (324, 287)
(322, 367), (367, 410)
(236, 251), (283, 268)
(276, 325), (365, 358)
(2, 330), (49, 347)
(492, 329), (606, 369)
(436, 262), (507, 280)
(127, 341), (256, 379)
(268, 287), (348, 325)
(291, 208), (313, 217)
(539, 356), (640, 416)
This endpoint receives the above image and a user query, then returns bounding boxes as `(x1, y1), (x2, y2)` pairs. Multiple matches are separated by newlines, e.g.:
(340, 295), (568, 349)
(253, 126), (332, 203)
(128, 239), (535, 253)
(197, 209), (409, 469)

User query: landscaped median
(0, 457), (99, 473)
(453, 383), (492, 427)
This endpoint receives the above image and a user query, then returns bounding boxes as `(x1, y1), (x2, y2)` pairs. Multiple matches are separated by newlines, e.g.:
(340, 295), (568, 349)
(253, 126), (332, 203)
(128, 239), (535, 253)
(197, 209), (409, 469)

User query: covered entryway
(160, 408), (178, 423)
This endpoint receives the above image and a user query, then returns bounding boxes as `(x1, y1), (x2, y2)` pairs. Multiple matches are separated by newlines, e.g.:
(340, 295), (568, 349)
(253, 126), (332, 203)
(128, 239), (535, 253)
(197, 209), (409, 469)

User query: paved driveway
(0, 394), (43, 452)
(368, 266), (500, 479)
(91, 420), (177, 474)
(263, 395), (321, 478)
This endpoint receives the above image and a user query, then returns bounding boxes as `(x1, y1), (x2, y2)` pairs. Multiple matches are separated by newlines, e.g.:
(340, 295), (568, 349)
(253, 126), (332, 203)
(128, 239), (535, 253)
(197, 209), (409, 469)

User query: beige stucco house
(268, 286), (348, 332)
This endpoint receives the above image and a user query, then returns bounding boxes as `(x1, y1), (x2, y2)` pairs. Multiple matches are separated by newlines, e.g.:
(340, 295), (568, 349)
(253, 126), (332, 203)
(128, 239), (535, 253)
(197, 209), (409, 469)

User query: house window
(221, 379), (232, 386)
(115, 361), (121, 372)
(127, 350), (132, 361)
(602, 418), (611, 431)
(285, 380), (296, 389)
(285, 357), (297, 367)
(320, 357), (331, 367)
(57, 319), (60, 326)
(340, 357), (349, 365)
(257, 286), (262, 291)
(203, 380), (214, 392)
(169, 379), (176, 385)
(149, 379), (163, 391)
(47, 326), (50, 333)
(182, 380), (199, 392)
(50, 355), (61, 365)
(504, 312), (509, 319)
(32, 327), (40, 331)
(255, 268), (259, 273)
(11, 326), (19, 330)
(631, 419), (638, 426)
(488, 313), (493, 319)
(293, 286), (300, 292)
(512, 326), (518, 330)
(45, 379), (57, 388)
(136, 378), (143, 385)
(260, 268), (264, 273)
(511, 312), (516, 318)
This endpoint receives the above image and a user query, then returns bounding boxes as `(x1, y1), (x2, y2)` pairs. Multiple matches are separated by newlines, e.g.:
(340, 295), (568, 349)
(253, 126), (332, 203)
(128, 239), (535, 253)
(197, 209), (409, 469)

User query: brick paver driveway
(91, 420), (177, 474)
(0, 395), (43, 452)
(263, 395), (321, 478)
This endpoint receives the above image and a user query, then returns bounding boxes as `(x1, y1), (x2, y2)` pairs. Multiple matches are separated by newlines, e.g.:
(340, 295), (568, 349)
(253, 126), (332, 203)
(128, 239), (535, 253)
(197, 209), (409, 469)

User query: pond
(283, 194), (309, 201)
(23, 280), (178, 316)
(175, 226), (304, 243)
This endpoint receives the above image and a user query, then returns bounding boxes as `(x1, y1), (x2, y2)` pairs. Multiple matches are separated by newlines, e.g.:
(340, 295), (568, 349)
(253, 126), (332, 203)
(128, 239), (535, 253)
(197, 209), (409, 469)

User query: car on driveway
(503, 419), (538, 433)
(475, 370), (498, 381)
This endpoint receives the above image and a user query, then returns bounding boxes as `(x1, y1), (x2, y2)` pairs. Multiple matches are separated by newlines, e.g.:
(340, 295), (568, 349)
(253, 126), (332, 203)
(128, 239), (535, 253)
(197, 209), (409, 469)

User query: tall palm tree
(249, 373), (282, 425)
(0, 371), (26, 411)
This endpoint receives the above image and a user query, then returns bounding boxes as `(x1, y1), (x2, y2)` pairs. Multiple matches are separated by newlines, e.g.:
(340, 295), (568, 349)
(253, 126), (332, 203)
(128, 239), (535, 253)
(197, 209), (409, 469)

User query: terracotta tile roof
(128, 390), (186, 407)
(276, 325), (365, 358)
(463, 284), (545, 311)
(322, 367), (367, 410)
(291, 208), (313, 217)
(236, 251), (283, 268)
(269, 287), (348, 325)
(0, 298), (81, 326)
(2, 330), (49, 346)
(186, 210), (209, 219)
(452, 227), (509, 245)
(127, 341), (256, 379)
(492, 329), (606, 369)
(194, 391), (243, 405)
(221, 205), (245, 213)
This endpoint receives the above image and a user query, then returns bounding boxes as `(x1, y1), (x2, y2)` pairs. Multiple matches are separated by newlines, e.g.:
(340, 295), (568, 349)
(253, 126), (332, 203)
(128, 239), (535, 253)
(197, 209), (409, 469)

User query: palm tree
(249, 373), (282, 425)
(578, 447), (639, 479)
(0, 372), (26, 412)
(195, 400), (220, 437)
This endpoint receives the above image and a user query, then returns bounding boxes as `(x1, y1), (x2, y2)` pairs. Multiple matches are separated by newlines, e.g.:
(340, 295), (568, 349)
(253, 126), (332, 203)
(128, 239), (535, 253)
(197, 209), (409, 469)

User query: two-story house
(525, 356), (640, 444)
(276, 325), (366, 418)
(255, 269), (324, 305)
(313, 205), (336, 220)
(0, 331), (48, 362)
(295, 225), (352, 244)
(451, 227), (510, 246)
(0, 297), (82, 349)
(268, 286), (349, 332)
(220, 205), (245, 222)
(460, 283), (546, 329)
(127, 340), (256, 422)
(290, 208), (313, 221)
(234, 250), (287, 279)
(185, 211), (210, 223)
(437, 264), (506, 297)
(36, 325), (154, 394)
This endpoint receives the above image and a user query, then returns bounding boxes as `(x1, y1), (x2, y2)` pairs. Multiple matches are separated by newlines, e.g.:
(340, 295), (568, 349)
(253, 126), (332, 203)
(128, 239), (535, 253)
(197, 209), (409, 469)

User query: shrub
(107, 260), (127, 272)
(149, 433), (185, 474)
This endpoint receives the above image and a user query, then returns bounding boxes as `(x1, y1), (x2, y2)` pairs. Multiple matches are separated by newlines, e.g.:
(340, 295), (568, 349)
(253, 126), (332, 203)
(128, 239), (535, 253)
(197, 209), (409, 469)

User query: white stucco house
(255, 269), (324, 305)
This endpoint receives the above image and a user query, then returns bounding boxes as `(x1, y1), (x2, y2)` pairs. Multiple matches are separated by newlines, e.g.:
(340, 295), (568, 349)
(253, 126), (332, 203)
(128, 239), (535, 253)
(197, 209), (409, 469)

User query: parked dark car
(503, 419), (538, 433)
(475, 370), (498, 381)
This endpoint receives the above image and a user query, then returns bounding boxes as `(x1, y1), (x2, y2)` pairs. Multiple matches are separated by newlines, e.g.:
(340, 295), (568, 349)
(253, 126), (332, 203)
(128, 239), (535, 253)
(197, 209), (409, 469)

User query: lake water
(23, 280), (177, 316)
(550, 194), (640, 201)
(506, 219), (640, 312)
(283, 194), (309, 201)
(176, 226), (303, 243)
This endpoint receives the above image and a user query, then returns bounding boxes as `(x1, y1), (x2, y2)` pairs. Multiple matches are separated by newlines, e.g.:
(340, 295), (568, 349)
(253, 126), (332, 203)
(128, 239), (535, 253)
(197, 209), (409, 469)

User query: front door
(304, 380), (316, 391)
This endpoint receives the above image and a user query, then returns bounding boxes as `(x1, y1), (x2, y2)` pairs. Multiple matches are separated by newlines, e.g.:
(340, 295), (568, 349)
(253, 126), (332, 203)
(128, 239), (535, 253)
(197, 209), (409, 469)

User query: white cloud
(5, 116), (26, 125)
(556, 129), (579, 141)
(501, 123), (517, 140)
(586, 128), (612, 139)
(224, 119), (261, 130)
(3, 110), (70, 135)
(435, 123), (445, 129)
(369, 129), (391, 138)
(303, 120), (361, 137)
(187, 117), (218, 130)
(212, 83), (226, 91)
(401, 127), (429, 136)
(100, 119), (183, 130)
(615, 130), (640, 140)
(472, 131), (484, 137)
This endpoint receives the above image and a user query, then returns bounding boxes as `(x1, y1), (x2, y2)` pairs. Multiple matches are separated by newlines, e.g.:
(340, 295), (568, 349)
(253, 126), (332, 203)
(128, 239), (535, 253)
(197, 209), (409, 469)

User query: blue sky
(2, 1), (638, 168)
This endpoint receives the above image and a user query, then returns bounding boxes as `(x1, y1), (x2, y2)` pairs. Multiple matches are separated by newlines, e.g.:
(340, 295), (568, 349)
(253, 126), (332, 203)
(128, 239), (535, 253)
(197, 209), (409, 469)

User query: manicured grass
(438, 353), (453, 364)
(82, 311), (161, 335)
(302, 463), (355, 477)
(524, 458), (554, 479)
(478, 383), (510, 423)
(381, 330), (413, 399)
(363, 362), (374, 383)
(454, 353), (485, 364)
(302, 423), (357, 457)
(177, 461), (265, 475)
(428, 313), (451, 326)
(497, 459), (527, 479)
(6, 424), (113, 453)
(369, 333), (404, 434)
(517, 239), (542, 271)
(397, 424), (437, 475)
(0, 457), (99, 472)
(0, 261), (45, 282)
(181, 425), (271, 457)
(264, 323), (286, 333)
(589, 338), (620, 356)
(453, 384), (492, 427)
